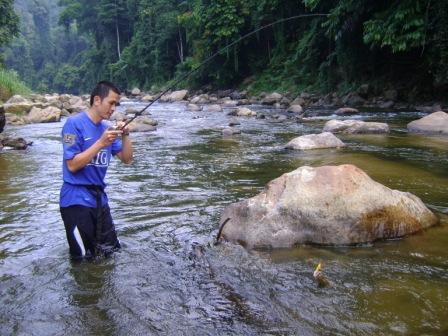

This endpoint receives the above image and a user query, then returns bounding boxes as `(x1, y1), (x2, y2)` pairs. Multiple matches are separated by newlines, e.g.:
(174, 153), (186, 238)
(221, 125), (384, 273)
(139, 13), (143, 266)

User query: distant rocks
(286, 104), (303, 114)
(235, 107), (256, 117)
(285, 132), (345, 150)
(126, 116), (158, 133)
(187, 103), (202, 111)
(1, 94), (89, 125)
(160, 89), (189, 103)
(407, 111), (448, 136)
(323, 120), (390, 134)
(222, 127), (241, 136)
(334, 107), (358, 115)
(261, 92), (283, 105)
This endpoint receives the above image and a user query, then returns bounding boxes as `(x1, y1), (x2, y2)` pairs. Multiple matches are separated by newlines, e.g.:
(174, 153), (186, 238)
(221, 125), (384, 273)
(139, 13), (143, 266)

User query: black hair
(90, 81), (121, 106)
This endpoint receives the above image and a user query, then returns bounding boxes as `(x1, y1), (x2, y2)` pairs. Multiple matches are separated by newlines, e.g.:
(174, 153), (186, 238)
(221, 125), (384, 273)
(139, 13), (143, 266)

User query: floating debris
(313, 263), (332, 288)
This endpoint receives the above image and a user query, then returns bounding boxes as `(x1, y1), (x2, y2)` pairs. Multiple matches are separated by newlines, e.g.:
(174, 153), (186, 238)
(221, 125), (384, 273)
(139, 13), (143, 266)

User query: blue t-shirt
(60, 111), (122, 208)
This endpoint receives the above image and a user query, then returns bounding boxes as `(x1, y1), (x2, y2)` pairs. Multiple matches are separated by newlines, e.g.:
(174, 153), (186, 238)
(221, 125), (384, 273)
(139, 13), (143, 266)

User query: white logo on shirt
(88, 149), (108, 166)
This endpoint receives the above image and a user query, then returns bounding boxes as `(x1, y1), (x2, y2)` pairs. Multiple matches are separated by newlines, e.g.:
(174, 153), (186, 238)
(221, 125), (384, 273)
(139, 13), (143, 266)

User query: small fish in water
(313, 263), (332, 288)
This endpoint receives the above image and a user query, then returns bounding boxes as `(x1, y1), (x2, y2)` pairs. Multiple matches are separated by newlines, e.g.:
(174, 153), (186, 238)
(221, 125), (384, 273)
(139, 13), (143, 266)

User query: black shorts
(60, 204), (121, 259)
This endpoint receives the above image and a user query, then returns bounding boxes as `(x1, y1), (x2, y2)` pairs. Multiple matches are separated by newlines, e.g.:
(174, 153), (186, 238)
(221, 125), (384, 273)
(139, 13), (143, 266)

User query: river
(1, 102), (447, 335)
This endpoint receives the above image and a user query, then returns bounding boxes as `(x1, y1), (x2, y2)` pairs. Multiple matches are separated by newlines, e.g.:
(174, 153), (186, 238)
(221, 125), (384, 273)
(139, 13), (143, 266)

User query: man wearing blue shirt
(60, 81), (133, 259)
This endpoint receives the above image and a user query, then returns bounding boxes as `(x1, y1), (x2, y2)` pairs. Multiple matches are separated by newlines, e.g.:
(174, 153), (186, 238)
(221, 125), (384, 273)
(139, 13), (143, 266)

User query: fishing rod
(121, 13), (329, 129)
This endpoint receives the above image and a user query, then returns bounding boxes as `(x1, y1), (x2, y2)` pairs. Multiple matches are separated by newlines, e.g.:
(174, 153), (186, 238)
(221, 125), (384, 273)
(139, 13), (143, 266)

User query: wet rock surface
(285, 132), (345, 150)
(220, 164), (438, 248)
(323, 120), (390, 134)
(407, 111), (448, 135)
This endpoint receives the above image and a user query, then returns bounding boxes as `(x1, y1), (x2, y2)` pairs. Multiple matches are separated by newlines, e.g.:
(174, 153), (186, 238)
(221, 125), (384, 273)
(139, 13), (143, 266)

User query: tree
(0, 0), (19, 50)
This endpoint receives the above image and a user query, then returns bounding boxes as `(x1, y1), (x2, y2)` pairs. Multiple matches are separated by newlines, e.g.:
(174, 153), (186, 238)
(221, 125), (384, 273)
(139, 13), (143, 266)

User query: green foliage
(0, 67), (32, 102)
(0, 0), (20, 47)
(53, 64), (81, 93)
(1, 0), (447, 98)
(363, 0), (427, 52)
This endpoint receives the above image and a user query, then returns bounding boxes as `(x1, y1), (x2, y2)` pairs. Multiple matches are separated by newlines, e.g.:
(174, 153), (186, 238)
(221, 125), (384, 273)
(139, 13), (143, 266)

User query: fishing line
(121, 13), (328, 128)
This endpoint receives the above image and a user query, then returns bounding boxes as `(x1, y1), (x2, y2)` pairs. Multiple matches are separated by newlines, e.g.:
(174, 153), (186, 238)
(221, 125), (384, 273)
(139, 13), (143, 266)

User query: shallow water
(0, 103), (447, 335)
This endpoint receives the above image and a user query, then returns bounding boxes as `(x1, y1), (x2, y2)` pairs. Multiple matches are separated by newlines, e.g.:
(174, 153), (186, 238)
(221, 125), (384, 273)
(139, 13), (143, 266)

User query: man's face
(94, 91), (120, 120)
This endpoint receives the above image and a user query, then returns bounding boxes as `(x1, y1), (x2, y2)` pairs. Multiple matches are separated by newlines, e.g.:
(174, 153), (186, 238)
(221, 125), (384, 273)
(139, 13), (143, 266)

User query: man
(60, 81), (133, 259)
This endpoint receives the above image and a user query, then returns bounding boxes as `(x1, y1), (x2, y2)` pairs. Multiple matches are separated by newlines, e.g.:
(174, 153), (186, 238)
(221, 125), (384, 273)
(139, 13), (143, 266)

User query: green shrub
(0, 68), (32, 103)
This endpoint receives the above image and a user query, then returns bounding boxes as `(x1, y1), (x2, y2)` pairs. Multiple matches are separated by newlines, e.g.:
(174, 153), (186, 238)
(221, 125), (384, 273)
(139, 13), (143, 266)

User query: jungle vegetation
(1, 0), (447, 101)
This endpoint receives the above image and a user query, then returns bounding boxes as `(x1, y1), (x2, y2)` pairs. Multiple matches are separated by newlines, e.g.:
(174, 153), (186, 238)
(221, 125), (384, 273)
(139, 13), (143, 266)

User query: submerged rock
(285, 132), (345, 150)
(222, 127), (241, 136)
(0, 135), (32, 150)
(323, 120), (390, 134)
(407, 111), (448, 136)
(219, 164), (438, 248)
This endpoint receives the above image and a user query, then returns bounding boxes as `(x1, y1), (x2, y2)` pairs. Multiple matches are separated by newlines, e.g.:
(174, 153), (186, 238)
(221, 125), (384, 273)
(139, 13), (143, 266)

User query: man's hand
(116, 121), (130, 136)
(99, 128), (123, 147)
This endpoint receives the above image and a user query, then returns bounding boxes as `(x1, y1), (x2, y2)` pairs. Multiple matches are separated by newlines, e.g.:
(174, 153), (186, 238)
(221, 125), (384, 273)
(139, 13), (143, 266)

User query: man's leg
(99, 204), (121, 255)
(60, 205), (96, 259)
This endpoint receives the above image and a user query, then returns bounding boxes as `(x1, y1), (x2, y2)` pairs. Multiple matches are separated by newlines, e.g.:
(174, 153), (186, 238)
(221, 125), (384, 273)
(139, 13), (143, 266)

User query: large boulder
(285, 132), (345, 150)
(26, 106), (61, 123)
(64, 96), (88, 114)
(42, 94), (63, 109)
(407, 111), (448, 135)
(323, 119), (390, 134)
(3, 99), (34, 114)
(219, 164), (439, 248)
(5, 113), (27, 125)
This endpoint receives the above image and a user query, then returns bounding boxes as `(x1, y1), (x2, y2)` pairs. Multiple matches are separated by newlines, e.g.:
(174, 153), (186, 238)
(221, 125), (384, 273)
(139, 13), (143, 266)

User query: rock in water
(219, 164), (438, 248)
(407, 111), (448, 135)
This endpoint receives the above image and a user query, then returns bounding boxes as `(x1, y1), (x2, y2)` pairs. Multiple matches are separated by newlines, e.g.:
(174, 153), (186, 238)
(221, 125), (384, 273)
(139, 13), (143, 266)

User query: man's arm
(116, 132), (133, 164)
(67, 129), (122, 172)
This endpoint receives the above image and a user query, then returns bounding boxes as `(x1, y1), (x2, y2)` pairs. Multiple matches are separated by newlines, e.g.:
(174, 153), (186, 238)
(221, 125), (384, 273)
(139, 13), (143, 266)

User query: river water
(1, 102), (447, 335)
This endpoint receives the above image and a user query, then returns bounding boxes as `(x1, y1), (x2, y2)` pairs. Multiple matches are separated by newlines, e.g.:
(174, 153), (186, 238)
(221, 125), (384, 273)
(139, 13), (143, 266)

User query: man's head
(89, 81), (121, 121)
(90, 81), (121, 106)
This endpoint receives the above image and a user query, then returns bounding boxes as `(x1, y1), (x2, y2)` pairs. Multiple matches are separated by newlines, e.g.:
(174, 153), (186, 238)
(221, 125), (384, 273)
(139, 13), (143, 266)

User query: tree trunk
(177, 25), (184, 62)
(116, 20), (121, 60)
